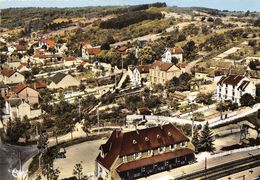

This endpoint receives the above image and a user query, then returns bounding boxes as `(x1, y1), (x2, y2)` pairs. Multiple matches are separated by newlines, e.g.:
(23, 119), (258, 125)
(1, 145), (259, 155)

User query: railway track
(176, 153), (260, 180)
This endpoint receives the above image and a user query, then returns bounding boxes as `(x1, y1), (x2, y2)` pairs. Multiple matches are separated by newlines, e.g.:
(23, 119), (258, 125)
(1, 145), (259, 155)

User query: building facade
(217, 75), (256, 104)
(162, 47), (184, 63)
(96, 124), (195, 180)
(149, 61), (181, 86)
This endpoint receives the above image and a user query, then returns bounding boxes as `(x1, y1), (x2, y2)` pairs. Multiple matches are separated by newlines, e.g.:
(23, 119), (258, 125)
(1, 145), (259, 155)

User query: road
(0, 137), (38, 179)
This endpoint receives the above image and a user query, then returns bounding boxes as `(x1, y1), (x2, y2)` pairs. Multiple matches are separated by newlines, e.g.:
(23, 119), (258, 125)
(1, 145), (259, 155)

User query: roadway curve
(0, 137), (38, 179)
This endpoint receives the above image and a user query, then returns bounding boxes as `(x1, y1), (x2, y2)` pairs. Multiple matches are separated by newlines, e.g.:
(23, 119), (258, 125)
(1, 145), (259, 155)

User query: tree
(240, 93), (255, 107)
(82, 116), (90, 137)
(73, 163), (83, 180)
(200, 122), (215, 152)
(171, 57), (179, 65)
(195, 93), (213, 105)
(43, 164), (60, 180)
(192, 126), (200, 153)
(182, 41), (197, 61)
(79, 83), (86, 91)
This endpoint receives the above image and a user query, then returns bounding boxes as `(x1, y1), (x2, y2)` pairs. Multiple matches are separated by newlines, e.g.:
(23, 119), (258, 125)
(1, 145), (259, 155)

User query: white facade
(0, 71), (25, 84)
(162, 48), (183, 63)
(48, 74), (80, 89)
(216, 76), (255, 104)
(129, 68), (141, 87)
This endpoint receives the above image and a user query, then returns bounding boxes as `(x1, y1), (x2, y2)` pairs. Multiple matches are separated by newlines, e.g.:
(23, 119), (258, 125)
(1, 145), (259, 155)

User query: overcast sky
(1, 0), (259, 11)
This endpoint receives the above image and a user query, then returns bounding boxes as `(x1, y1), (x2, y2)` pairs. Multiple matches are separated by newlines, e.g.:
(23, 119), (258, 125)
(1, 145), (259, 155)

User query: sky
(0, 0), (259, 11)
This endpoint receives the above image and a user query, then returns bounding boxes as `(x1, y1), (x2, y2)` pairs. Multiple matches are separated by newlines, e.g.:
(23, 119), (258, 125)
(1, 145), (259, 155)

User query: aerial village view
(0, 0), (260, 179)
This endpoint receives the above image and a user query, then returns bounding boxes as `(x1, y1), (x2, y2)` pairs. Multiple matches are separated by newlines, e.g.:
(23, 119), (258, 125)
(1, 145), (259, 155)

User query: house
(81, 42), (101, 60)
(96, 123), (195, 180)
(162, 47), (184, 63)
(16, 44), (27, 53)
(39, 39), (56, 50)
(63, 56), (77, 67)
(137, 107), (152, 115)
(11, 83), (40, 105)
(0, 82), (9, 98)
(4, 98), (41, 120)
(29, 81), (47, 90)
(17, 63), (30, 72)
(0, 68), (25, 85)
(128, 65), (151, 87)
(149, 61), (182, 86)
(48, 72), (80, 89)
(217, 75), (256, 104)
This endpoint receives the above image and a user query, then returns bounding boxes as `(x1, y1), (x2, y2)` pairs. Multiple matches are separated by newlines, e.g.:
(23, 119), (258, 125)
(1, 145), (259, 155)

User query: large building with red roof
(95, 124), (195, 179)
(149, 60), (182, 85)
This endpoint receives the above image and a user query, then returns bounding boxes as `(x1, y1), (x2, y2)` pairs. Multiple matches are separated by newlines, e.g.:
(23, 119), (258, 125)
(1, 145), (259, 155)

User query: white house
(216, 75), (256, 104)
(162, 47), (184, 63)
(82, 47), (101, 60)
(128, 65), (150, 87)
(0, 69), (25, 85)
(4, 99), (41, 120)
(48, 72), (80, 89)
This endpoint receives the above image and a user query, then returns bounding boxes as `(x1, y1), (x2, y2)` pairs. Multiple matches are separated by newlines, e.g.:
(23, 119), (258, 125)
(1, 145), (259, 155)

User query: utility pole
(97, 108), (100, 134)
(204, 157), (207, 179)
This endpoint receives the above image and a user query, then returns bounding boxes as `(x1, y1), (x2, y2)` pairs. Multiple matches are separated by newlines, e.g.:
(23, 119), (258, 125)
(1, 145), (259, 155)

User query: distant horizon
(1, 0), (260, 12)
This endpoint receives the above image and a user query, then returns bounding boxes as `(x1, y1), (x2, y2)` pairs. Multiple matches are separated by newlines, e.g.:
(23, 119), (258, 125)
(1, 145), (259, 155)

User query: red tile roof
(218, 75), (244, 85)
(171, 47), (184, 54)
(96, 123), (189, 170)
(177, 63), (188, 69)
(87, 47), (101, 55)
(16, 45), (27, 51)
(117, 46), (128, 53)
(151, 60), (174, 72)
(42, 39), (56, 47)
(29, 82), (47, 89)
(136, 65), (151, 74)
(116, 148), (194, 172)
(1, 68), (15, 77)
(11, 83), (26, 94)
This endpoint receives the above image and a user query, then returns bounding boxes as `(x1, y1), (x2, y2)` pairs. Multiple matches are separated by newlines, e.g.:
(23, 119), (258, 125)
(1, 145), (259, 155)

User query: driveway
(53, 139), (106, 179)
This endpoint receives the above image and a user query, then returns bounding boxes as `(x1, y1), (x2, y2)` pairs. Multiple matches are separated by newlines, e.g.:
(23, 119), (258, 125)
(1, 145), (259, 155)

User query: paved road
(0, 137), (38, 179)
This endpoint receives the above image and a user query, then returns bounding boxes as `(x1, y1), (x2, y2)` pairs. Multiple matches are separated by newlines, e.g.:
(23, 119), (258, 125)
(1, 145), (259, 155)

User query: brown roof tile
(96, 124), (189, 170)
(116, 148), (194, 172)
(218, 75), (244, 85)
(87, 48), (101, 55)
(151, 60), (174, 72)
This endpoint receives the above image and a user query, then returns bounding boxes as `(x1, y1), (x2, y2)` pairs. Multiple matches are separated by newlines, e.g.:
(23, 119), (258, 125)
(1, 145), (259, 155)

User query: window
(133, 152), (141, 159)
(148, 150), (153, 156)
(122, 156), (127, 163)
(181, 141), (187, 147)
(158, 147), (165, 154)
(169, 144), (175, 151)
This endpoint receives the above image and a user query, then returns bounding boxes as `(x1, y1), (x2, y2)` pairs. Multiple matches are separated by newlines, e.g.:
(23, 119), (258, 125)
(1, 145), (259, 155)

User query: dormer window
(168, 132), (171, 136)
(133, 140), (137, 144)
(148, 150), (153, 156)
(158, 147), (165, 154)
(145, 137), (149, 141)
(181, 141), (187, 147)
(157, 134), (160, 139)
(169, 145), (174, 151)
(133, 152), (142, 159)
(122, 156), (127, 163)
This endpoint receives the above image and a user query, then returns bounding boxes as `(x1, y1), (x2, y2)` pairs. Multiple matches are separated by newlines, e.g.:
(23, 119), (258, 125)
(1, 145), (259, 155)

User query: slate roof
(8, 98), (22, 107)
(96, 123), (190, 170)
(51, 73), (67, 84)
(218, 75), (244, 85)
